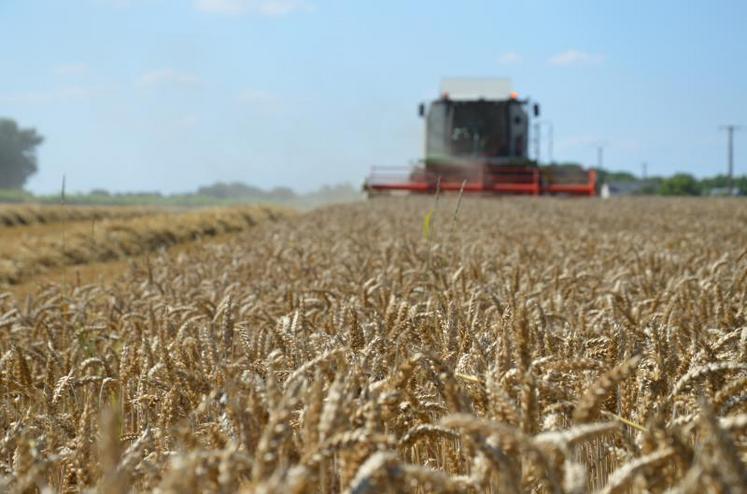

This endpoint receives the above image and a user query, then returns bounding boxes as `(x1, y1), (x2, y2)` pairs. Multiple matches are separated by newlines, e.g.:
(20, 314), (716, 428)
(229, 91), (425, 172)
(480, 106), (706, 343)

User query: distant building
(708, 187), (742, 197)
(600, 181), (645, 198)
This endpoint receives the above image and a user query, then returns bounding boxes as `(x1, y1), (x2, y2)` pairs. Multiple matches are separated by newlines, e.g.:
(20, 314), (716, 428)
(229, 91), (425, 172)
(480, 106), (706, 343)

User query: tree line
(593, 167), (747, 196)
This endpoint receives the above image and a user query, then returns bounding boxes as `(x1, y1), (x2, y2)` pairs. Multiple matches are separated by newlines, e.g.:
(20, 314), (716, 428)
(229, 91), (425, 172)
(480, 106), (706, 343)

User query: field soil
(1, 197), (746, 493)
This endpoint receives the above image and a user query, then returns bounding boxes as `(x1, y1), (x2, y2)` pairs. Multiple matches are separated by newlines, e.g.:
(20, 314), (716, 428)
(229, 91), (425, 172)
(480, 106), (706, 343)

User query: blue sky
(1, 0), (745, 193)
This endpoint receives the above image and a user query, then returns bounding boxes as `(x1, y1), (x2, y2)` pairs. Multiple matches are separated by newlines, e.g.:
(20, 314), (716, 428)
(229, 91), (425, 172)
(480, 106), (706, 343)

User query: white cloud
(0, 87), (91, 105)
(194, 0), (313, 16)
(135, 68), (202, 89)
(497, 52), (522, 65)
(548, 50), (605, 66)
(54, 63), (90, 77)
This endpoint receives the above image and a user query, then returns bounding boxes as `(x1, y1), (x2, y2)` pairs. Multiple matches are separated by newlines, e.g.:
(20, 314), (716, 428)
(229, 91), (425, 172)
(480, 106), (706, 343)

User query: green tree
(0, 119), (44, 189)
(659, 173), (700, 196)
(593, 167), (639, 185)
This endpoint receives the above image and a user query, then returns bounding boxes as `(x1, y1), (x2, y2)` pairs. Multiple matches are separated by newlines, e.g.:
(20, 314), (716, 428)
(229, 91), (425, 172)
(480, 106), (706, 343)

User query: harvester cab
(364, 78), (596, 197)
(425, 79), (532, 164)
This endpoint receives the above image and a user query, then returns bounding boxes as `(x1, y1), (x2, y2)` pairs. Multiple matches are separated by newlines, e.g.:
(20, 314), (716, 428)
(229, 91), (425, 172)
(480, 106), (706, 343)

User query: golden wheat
(0, 196), (745, 493)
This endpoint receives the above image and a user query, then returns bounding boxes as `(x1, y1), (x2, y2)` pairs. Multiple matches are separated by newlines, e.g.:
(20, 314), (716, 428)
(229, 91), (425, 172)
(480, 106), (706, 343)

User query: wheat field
(1, 197), (746, 493)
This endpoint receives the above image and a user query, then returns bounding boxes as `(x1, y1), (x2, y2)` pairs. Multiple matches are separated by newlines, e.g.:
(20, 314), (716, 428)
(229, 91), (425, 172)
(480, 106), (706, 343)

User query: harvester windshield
(426, 99), (528, 163)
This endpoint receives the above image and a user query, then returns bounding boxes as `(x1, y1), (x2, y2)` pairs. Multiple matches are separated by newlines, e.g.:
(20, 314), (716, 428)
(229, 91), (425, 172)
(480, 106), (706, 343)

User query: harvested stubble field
(0, 204), (157, 228)
(1, 197), (747, 493)
(0, 206), (289, 286)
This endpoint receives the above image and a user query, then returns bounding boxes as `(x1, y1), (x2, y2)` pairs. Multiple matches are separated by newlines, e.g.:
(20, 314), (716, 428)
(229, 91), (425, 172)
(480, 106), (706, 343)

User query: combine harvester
(364, 79), (597, 197)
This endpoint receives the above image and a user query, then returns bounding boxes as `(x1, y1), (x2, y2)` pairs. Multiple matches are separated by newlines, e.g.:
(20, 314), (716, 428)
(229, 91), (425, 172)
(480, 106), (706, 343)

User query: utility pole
(536, 121), (554, 164)
(641, 162), (647, 180)
(720, 125), (742, 194)
(596, 145), (605, 169)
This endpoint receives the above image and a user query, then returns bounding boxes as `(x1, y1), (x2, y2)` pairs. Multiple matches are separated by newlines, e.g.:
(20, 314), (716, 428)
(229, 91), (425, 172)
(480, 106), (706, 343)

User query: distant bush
(197, 182), (270, 200)
(594, 168), (639, 184)
(268, 186), (295, 201)
(0, 188), (35, 203)
(659, 173), (700, 196)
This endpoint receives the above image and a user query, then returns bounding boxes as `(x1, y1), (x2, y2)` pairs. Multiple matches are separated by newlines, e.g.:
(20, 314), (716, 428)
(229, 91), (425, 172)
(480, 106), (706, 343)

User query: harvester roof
(439, 78), (514, 101)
